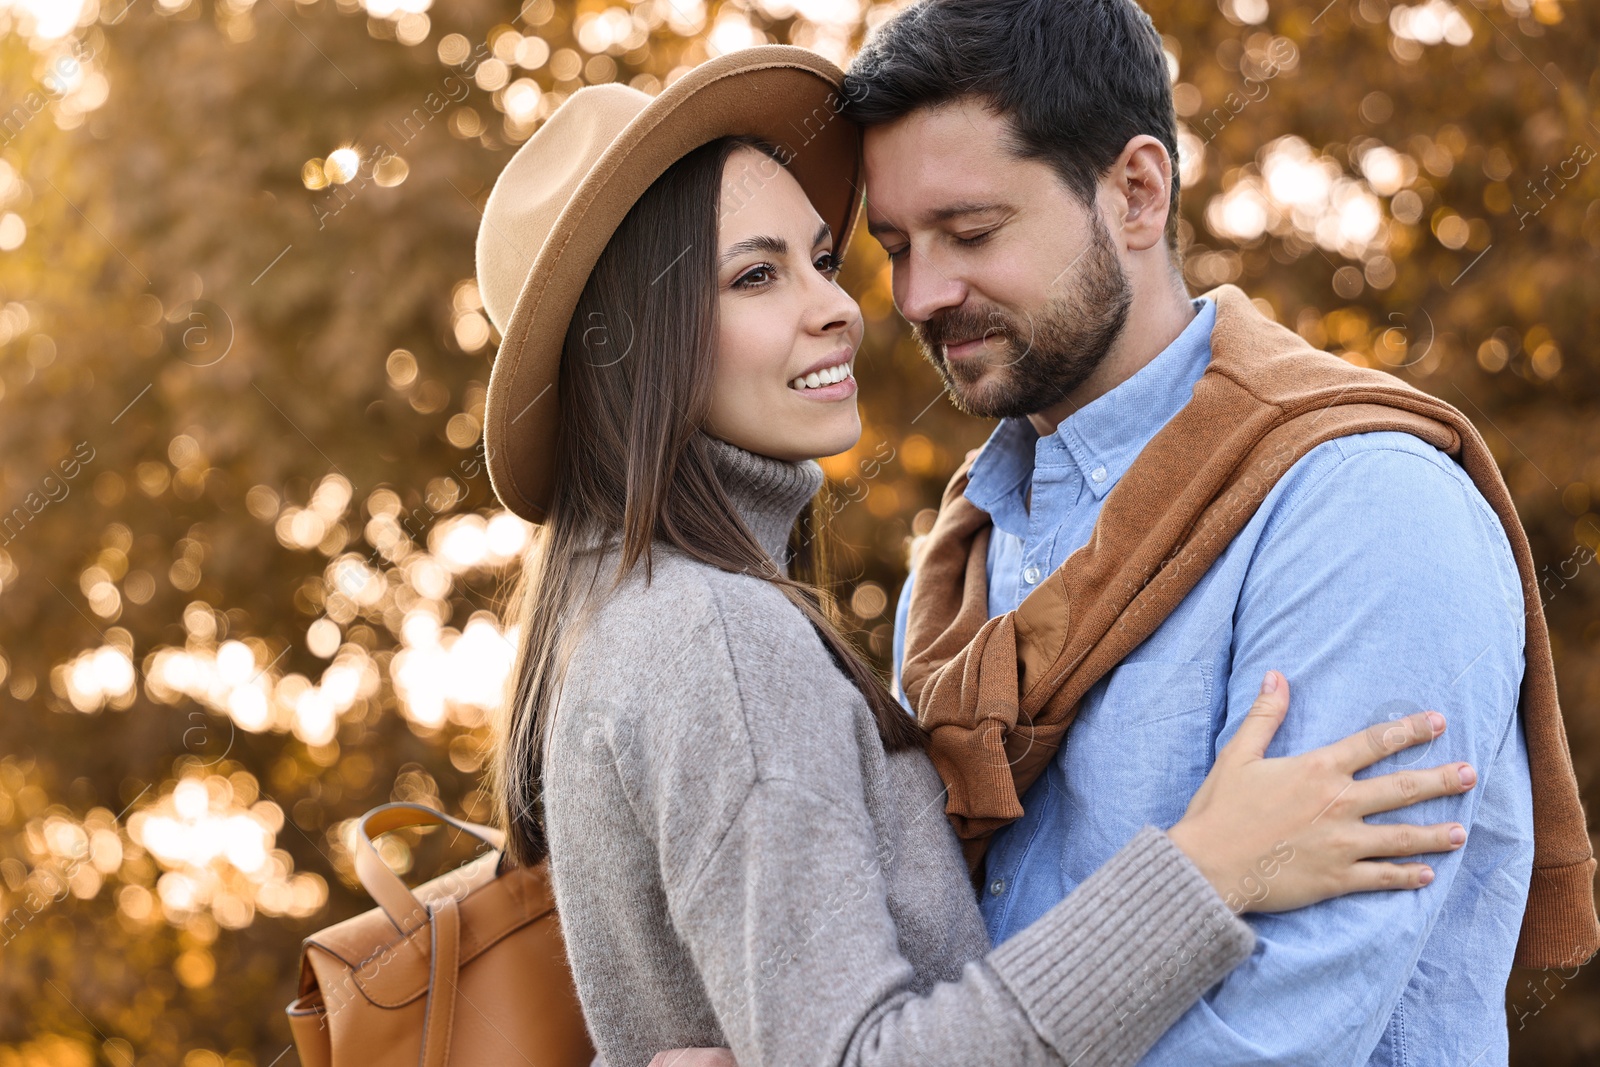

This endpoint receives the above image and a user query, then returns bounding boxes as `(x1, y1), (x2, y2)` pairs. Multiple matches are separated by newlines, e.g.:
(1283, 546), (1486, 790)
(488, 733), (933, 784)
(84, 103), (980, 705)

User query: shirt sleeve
(1134, 435), (1531, 1065)
(655, 616), (1257, 1067)
(890, 565), (915, 713)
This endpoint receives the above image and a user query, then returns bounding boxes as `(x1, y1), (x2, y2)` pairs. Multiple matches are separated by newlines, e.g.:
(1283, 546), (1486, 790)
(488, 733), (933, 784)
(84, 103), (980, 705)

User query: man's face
(862, 99), (1133, 420)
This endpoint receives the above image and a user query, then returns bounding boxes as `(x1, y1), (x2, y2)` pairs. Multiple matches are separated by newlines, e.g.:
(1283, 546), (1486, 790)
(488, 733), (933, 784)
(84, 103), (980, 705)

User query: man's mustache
(916, 305), (1019, 354)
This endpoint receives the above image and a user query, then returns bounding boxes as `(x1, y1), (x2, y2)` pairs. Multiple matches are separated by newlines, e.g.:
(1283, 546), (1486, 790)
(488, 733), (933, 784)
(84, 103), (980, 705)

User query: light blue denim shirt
(891, 296), (1534, 1066)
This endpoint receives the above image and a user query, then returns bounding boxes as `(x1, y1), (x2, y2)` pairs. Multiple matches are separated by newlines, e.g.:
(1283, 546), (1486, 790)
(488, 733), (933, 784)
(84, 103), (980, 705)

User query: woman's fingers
(1219, 671), (1291, 763)
(1320, 709), (1444, 775)
(1351, 820), (1468, 859)
(1171, 677), (1477, 914)
(1343, 860), (1438, 892)
(1344, 761), (1478, 817)
(648, 1051), (737, 1067)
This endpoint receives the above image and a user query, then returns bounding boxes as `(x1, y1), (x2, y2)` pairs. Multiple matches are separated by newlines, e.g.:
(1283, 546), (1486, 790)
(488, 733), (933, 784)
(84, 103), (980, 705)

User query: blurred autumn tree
(0, 0), (1595, 1062)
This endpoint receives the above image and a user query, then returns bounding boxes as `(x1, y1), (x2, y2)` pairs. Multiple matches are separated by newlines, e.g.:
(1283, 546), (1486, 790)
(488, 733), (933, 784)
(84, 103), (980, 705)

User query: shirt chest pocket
(1057, 660), (1217, 870)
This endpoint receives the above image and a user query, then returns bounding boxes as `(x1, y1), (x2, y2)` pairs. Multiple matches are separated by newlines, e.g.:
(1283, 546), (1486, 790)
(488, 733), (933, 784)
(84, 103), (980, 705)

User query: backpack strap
(354, 802), (504, 935)
(418, 893), (462, 1067)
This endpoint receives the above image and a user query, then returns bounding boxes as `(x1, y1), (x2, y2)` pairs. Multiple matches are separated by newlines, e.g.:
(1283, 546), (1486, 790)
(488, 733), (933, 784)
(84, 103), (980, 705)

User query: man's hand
(647, 1049), (736, 1067)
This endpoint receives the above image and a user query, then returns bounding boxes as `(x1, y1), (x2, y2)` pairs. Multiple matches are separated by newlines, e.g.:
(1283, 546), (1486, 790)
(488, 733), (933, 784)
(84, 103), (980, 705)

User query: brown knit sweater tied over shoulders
(900, 283), (1598, 970)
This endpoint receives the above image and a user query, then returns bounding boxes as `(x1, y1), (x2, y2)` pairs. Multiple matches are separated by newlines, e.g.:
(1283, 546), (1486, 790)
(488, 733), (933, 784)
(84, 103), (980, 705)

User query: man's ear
(1108, 135), (1173, 253)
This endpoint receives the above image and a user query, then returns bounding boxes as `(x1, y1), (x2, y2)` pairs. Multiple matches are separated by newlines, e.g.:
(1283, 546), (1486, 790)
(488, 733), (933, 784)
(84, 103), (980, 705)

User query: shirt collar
(962, 417), (1040, 539)
(964, 295), (1217, 530)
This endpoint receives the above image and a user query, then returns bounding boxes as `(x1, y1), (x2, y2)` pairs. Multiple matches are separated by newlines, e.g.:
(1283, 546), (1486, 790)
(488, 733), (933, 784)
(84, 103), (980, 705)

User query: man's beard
(913, 214), (1133, 420)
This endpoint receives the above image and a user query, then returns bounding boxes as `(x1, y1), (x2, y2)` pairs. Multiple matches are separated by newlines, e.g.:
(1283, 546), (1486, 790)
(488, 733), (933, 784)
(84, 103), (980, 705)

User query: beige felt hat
(474, 45), (864, 524)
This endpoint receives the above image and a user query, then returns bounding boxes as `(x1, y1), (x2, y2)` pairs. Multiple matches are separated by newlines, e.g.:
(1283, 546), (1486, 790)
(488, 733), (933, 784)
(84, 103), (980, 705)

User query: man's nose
(894, 254), (968, 325)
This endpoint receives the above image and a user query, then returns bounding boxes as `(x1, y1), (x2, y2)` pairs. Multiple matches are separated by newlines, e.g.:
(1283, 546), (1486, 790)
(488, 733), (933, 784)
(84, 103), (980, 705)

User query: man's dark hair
(842, 0), (1183, 249)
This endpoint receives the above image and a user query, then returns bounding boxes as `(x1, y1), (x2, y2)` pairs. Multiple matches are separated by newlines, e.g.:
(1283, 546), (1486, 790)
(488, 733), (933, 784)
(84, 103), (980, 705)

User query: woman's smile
(708, 144), (866, 460)
(788, 350), (857, 398)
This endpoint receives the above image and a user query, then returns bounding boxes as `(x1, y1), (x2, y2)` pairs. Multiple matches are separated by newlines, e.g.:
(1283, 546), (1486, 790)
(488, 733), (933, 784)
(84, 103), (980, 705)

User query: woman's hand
(1166, 670), (1476, 914)
(647, 1050), (736, 1067)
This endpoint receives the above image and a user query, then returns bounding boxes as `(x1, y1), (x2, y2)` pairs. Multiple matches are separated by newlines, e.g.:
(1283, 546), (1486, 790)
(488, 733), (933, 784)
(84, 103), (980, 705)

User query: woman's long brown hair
(490, 136), (924, 867)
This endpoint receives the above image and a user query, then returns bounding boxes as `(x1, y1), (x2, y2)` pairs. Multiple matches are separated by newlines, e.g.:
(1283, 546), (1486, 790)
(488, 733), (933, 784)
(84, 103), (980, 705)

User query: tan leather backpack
(285, 802), (594, 1067)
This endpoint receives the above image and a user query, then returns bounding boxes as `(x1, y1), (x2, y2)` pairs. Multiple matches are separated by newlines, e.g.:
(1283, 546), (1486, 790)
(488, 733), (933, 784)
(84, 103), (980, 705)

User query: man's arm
(1136, 433), (1531, 1065)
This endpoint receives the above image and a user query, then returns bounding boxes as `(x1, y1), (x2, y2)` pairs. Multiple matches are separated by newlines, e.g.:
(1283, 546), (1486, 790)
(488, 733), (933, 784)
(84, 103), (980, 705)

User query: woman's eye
(815, 252), (843, 278)
(732, 265), (774, 289)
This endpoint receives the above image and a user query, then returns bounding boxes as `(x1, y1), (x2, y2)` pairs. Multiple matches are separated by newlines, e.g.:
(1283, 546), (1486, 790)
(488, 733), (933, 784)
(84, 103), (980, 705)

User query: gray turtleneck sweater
(540, 434), (1255, 1067)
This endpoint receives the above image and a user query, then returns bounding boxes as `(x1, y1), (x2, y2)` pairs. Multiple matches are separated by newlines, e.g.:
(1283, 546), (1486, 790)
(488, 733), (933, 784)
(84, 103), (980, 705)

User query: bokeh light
(2, 0), (1596, 1061)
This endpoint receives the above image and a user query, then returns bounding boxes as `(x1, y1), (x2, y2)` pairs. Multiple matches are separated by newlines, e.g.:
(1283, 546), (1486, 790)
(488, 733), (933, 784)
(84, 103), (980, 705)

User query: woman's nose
(809, 270), (862, 336)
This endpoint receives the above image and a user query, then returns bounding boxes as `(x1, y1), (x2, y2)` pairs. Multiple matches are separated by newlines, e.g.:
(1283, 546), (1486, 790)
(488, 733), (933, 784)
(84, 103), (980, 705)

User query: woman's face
(705, 146), (864, 463)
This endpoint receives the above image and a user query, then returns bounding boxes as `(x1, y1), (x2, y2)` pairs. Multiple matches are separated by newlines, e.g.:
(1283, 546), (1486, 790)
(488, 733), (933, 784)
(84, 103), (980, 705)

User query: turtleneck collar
(700, 433), (825, 569)
(567, 433), (824, 571)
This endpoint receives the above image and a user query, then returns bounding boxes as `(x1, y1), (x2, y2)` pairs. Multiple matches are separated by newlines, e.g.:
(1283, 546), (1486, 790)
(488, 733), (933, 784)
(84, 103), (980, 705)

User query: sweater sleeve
(654, 614), (1258, 1067)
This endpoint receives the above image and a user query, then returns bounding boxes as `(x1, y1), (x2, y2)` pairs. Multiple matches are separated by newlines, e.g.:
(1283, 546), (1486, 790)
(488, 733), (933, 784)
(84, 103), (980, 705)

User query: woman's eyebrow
(720, 234), (787, 264)
(718, 223), (832, 266)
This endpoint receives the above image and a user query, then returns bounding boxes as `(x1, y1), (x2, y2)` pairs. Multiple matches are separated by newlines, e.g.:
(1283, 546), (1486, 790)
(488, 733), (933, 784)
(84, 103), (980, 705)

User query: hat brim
(482, 46), (865, 524)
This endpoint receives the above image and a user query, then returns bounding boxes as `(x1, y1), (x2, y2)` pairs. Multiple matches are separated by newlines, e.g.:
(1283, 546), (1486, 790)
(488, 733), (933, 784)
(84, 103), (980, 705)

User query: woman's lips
(788, 357), (856, 400)
(789, 372), (857, 402)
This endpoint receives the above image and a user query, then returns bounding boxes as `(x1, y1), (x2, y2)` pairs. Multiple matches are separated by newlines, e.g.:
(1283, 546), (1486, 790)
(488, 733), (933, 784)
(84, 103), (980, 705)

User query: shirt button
(989, 878), (1006, 896)
(1091, 466), (1107, 484)
(1022, 565), (1042, 585)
